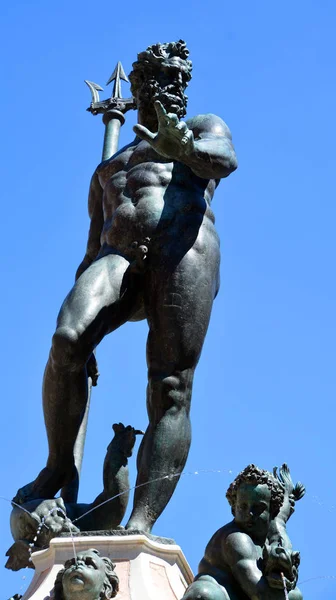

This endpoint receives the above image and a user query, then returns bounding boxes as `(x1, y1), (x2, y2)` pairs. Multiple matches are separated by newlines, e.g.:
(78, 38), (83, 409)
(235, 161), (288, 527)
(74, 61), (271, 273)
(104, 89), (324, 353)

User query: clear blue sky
(1, 1), (335, 598)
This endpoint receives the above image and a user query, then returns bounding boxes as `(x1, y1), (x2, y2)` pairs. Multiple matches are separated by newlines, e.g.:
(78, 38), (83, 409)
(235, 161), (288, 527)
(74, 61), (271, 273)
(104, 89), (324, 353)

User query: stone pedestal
(22, 534), (193, 600)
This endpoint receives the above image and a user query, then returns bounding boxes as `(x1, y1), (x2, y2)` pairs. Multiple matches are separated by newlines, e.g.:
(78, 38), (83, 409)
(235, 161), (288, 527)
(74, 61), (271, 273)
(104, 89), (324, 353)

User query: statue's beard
(138, 79), (187, 119)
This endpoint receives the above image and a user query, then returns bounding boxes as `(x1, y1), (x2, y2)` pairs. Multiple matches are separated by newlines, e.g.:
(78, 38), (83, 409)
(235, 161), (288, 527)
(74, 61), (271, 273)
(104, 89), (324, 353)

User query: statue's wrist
(181, 132), (195, 158)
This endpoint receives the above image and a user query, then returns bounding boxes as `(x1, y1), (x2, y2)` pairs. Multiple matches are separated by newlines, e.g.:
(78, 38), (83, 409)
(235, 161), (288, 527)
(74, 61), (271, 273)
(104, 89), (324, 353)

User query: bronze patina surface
(13, 40), (237, 535)
(182, 464), (305, 600)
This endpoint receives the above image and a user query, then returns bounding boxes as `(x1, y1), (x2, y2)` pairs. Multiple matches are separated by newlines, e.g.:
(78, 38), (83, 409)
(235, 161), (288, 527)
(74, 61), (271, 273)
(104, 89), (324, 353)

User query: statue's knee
(147, 369), (192, 417)
(51, 326), (81, 367)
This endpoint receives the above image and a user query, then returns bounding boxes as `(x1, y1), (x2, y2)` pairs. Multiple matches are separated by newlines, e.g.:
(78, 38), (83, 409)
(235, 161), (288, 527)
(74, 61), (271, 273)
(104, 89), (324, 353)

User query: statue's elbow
(213, 150), (238, 180)
(222, 153), (238, 178)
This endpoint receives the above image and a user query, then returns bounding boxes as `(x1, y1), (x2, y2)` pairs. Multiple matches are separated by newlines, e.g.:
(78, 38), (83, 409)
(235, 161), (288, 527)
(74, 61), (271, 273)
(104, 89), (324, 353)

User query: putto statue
(54, 549), (119, 600)
(182, 464), (305, 600)
(13, 39), (237, 533)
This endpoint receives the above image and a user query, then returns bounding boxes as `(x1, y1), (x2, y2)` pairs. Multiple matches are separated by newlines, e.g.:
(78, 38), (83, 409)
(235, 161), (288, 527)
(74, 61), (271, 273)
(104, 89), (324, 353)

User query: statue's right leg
(13, 254), (140, 504)
(183, 576), (230, 600)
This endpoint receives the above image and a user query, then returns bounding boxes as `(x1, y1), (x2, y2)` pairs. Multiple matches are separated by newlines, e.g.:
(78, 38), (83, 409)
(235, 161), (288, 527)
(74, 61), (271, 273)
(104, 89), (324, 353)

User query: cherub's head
(226, 465), (285, 542)
(129, 40), (192, 119)
(54, 549), (119, 600)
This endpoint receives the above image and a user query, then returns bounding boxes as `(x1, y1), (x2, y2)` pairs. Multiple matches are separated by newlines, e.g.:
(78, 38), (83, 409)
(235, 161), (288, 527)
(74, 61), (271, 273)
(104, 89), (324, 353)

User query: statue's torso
(96, 135), (218, 257)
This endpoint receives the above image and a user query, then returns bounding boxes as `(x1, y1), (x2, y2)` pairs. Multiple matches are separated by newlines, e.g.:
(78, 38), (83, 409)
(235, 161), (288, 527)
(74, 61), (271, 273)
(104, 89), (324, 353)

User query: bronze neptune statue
(13, 40), (237, 533)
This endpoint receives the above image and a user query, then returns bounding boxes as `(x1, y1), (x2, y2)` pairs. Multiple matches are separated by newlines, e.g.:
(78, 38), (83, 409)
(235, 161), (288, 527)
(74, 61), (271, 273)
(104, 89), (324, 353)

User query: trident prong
(85, 60), (135, 118)
(84, 80), (104, 104)
(106, 61), (129, 99)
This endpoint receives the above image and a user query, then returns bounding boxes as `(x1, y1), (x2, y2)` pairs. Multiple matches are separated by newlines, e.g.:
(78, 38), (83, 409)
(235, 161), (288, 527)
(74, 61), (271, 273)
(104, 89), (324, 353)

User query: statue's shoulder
(95, 140), (138, 188)
(186, 114), (232, 139)
(96, 140), (137, 174)
(205, 522), (235, 552)
(205, 521), (256, 560)
(204, 522), (256, 568)
(224, 528), (257, 562)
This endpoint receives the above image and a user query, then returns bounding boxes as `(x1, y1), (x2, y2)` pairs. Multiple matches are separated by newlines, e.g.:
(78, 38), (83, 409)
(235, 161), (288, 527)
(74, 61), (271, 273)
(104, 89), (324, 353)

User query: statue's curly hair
(129, 39), (192, 110)
(226, 464), (285, 518)
(53, 549), (119, 600)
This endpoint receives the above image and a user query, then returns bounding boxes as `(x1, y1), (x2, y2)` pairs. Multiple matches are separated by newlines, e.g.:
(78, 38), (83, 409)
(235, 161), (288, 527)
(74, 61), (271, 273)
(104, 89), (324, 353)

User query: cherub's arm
(75, 170), (104, 281)
(133, 101), (238, 181)
(224, 533), (285, 600)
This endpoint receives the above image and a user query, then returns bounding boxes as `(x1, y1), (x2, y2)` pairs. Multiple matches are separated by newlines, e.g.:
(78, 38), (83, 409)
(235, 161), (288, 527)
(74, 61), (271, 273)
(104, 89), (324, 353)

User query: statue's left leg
(126, 230), (220, 532)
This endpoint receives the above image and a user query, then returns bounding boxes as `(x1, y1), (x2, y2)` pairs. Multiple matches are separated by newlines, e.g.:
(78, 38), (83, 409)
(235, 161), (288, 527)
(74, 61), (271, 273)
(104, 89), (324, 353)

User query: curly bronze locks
(53, 550), (119, 600)
(129, 40), (193, 119)
(226, 464), (285, 518)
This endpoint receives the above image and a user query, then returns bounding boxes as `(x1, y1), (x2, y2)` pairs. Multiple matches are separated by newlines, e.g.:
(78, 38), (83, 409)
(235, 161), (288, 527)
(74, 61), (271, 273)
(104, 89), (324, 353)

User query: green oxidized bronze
(182, 464), (305, 600)
(6, 425), (143, 570)
(12, 39), (237, 536)
(54, 550), (119, 600)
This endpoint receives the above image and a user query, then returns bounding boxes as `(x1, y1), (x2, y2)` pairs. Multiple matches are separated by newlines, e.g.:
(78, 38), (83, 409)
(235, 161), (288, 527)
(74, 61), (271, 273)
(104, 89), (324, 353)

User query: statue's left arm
(184, 113), (237, 179)
(133, 100), (238, 180)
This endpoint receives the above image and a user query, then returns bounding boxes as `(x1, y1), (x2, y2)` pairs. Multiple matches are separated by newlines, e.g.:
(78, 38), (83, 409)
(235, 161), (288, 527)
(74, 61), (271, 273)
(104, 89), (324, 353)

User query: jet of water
(281, 572), (289, 600)
(1, 468), (234, 565)
(73, 468), (229, 524)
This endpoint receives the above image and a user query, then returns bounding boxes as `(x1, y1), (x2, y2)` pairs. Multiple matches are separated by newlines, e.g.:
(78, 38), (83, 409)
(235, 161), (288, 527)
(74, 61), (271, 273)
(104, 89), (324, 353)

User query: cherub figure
(182, 464), (304, 600)
(53, 549), (119, 600)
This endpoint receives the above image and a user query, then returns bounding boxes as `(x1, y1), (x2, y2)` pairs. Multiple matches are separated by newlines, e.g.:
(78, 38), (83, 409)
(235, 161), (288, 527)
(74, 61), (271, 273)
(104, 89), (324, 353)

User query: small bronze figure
(182, 464), (304, 600)
(54, 550), (119, 600)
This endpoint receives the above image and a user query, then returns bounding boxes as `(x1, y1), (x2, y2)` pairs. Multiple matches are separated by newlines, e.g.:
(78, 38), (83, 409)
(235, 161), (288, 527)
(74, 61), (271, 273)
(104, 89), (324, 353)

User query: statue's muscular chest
(97, 140), (174, 199)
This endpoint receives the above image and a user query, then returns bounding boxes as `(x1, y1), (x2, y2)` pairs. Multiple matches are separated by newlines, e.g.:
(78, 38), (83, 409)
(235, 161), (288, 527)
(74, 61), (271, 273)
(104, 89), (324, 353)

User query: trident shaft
(85, 61), (136, 160)
(60, 62), (135, 504)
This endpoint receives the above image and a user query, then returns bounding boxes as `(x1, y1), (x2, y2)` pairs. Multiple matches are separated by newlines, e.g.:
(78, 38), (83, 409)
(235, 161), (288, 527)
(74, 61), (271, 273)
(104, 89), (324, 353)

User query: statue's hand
(31, 498), (78, 543)
(133, 101), (195, 160)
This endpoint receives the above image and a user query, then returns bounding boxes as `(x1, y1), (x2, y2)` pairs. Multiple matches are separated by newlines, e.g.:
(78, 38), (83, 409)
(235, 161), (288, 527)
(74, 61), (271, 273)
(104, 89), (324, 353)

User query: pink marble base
(22, 534), (193, 600)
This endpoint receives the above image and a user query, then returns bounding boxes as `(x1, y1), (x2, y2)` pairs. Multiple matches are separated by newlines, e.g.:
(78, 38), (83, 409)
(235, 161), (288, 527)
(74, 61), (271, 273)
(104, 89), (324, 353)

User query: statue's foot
(125, 517), (152, 534)
(13, 466), (73, 506)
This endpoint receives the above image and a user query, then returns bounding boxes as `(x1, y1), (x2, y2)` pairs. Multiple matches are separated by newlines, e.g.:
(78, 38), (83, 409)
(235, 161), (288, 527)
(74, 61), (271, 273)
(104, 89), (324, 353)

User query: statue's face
(234, 483), (271, 540)
(136, 59), (189, 118)
(61, 551), (106, 600)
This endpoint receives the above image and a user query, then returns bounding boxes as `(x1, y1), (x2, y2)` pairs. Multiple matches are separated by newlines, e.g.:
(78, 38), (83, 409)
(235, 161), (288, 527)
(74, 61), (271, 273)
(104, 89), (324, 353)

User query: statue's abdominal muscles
(98, 140), (215, 255)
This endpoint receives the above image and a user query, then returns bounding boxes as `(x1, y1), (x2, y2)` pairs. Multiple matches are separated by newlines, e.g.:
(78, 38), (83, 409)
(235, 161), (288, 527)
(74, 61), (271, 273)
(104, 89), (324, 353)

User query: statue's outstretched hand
(133, 101), (194, 160)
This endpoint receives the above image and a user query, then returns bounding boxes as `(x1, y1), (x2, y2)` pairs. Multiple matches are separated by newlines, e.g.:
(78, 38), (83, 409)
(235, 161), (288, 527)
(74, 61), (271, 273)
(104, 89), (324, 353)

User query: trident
(85, 61), (136, 160)
(61, 62), (135, 503)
